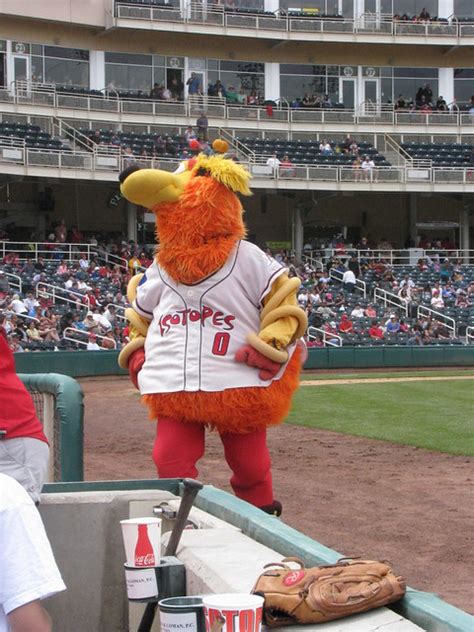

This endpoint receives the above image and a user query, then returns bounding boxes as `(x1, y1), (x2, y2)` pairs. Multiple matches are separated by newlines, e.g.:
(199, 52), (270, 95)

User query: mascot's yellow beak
(120, 168), (192, 209)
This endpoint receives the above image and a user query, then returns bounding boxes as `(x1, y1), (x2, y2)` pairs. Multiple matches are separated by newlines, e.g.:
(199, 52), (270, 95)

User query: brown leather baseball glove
(252, 557), (406, 626)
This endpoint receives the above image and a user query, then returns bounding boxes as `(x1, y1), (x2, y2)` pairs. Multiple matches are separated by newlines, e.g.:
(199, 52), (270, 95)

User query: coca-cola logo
(135, 553), (155, 566)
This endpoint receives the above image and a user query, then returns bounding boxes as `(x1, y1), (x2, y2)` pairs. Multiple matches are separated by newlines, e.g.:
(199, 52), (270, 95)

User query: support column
(408, 193), (417, 246)
(294, 206), (304, 261)
(264, 63), (280, 102)
(438, 68), (454, 106)
(89, 50), (105, 91)
(460, 206), (470, 261)
(127, 202), (137, 243)
(264, 0), (278, 11)
(437, 0), (454, 19)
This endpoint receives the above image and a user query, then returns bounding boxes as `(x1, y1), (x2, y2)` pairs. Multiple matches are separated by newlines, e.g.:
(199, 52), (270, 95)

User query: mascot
(118, 144), (307, 514)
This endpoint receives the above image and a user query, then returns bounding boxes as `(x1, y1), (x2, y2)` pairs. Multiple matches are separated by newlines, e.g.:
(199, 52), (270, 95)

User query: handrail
(105, 303), (127, 321)
(3, 81), (474, 126)
(36, 282), (91, 309)
(0, 241), (98, 262)
(2, 271), (22, 292)
(52, 117), (91, 153)
(91, 247), (128, 271)
(218, 126), (256, 162)
(466, 326), (474, 344)
(417, 305), (456, 337)
(374, 287), (409, 317)
(304, 248), (474, 266)
(329, 268), (366, 297)
(4, 310), (40, 323)
(114, 1), (473, 37)
(307, 325), (342, 348)
(63, 326), (117, 350)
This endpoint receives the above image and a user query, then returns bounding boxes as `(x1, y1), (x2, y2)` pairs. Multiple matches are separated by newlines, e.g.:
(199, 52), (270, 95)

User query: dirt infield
(80, 375), (473, 614)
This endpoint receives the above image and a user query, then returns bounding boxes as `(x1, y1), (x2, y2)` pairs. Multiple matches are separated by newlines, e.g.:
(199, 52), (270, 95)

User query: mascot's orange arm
(258, 274), (306, 350)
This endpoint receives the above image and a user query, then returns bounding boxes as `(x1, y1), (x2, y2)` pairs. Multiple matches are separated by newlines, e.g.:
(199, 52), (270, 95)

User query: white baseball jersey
(133, 240), (296, 394)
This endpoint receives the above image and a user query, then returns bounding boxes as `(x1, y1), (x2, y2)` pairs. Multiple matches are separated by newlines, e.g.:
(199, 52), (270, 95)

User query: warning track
(300, 375), (474, 386)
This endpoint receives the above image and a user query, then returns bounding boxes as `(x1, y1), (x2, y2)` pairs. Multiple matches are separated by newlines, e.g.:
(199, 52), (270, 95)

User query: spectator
(431, 289), (445, 309)
(86, 333), (101, 351)
(361, 155), (376, 182)
(352, 155), (362, 181)
(184, 126), (196, 143)
(319, 139), (333, 155)
(54, 219), (67, 244)
(348, 254), (360, 278)
(314, 301), (336, 321)
(385, 314), (401, 334)
(26, 321), (42, 342)
(266, 152), (281, 175)
(279, 154), (295, 177)
(196, 112), (209, 142)
(369, 320), (384, 339)
(338, 313), (353, 334)
(342, 267), (356, 293)
(150, 83), (162, 99)
(0, 333), (50, 503)
(365, 303), (377, 318)
(0, 473), (66, 632)
(8, 294), (27, 315)
(186, 72), (202, 96)
(350, 303), (365, 319)
(419, 7), (430, 21)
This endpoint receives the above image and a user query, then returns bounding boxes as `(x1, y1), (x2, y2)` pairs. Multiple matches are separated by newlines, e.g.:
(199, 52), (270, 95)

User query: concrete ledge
(168, 528), (423, 631)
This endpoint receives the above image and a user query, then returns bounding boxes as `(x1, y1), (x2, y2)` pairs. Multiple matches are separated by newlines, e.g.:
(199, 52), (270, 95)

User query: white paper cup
(120, 517), (161, 567)
(202, 594), (264, 632)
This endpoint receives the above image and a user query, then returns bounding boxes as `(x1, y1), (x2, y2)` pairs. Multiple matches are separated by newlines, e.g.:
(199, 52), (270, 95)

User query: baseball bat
(138, 478), (204, 632)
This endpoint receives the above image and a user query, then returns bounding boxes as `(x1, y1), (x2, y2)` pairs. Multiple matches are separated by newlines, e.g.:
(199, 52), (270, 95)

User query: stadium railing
(19, 373), (84, 482)
(329, 267), (367, 297)
(417, 305), (456, 337)
(374, 287), (409, 317)
(114, 2), (474, 38)
(302, 248), (474, 266)
(1, 145), (472, 186)
(307, 325), (342, 347)
(1, 83), (473, 127)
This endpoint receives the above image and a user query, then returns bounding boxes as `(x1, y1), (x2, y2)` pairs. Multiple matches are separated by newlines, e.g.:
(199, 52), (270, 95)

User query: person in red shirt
(369, 319), (384, 339)
(338, 313), (353, 334)
(0, 331), (49, 503)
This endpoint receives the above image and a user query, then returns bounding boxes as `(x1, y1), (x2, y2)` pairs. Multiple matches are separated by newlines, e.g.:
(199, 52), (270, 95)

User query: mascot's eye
(195, 167), (211, 178)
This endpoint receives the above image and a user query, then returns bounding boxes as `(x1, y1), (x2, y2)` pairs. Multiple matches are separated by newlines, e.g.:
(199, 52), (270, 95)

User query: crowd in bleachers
(1, 227), (473, 352)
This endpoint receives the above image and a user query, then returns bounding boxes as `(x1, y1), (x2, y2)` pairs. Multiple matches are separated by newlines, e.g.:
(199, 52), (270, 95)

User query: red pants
(152, 416), (273, 507)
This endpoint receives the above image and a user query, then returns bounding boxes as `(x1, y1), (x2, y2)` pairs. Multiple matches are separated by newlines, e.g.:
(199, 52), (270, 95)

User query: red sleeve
(0, 337), (47, 443)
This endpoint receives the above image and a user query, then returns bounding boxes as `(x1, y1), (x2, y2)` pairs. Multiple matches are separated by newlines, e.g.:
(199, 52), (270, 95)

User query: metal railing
(114, 2), (474, 38)
(304, 248), (474, 266)
(36, 282), (91, 309)
(417, 304), (456, 337)
(2, 142), (472, 186)
(466, 326), (474, 344)
(329, 268), (367, 297)
(374, 288), (409, 317)
(62, 327), (117, 350)
(307, 325), (342, 348)
(2, 271), (22, 292)
(0, 241), (109, 263)
(4, 310), (39, 324)
(2, 82), (473, 127)
(105, 303), (127, 322)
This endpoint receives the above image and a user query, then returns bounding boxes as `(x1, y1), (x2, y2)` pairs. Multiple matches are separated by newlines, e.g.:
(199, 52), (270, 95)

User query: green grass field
(288, 370), (474, 456)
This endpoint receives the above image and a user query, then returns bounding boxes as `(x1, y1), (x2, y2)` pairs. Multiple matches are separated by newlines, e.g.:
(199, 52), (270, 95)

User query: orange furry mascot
(118, 150), (307, 514)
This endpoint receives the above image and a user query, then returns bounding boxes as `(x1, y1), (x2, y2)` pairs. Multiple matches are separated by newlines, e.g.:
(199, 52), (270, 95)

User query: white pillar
(264, 63), (280, 102)
(294, 206), (304, 261)
(438, 68), (454, 105)
(127, 202), (137, 243)
(264, 0), (279, 11)
(89, 50), (105, 91)
(460, 207), (470, 254)
(437, 0), (454, 19)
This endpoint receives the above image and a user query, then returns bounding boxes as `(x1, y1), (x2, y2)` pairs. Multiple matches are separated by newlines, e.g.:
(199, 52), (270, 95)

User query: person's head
(371, 319), (378, 326)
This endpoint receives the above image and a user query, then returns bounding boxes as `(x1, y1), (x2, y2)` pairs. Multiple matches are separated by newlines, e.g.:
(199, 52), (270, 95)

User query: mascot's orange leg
(152, 418), (274, 508)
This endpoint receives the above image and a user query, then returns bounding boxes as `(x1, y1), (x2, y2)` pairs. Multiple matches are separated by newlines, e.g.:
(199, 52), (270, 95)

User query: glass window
(153, 55), (166, 66)
(105, 63), (152, 92)
(12, 42), (30, 55)
(394, 67), (437, 78)
(280, 64), (339, 102)
(209, 59), (264, 97)
(0, 41), (6, 53)
(44, 58), (89, 87)
(279, 0), (336, 13)
(454, 0), (473, 17)
(44, 46), (89, 61)
(31, 56), (44, 83)
(104, 52), (151, 65)
(388, 1), (437, 15)
(454, 68), (474, 104)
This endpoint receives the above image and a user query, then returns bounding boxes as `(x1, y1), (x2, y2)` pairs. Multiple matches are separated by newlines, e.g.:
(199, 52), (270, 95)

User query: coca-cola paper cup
(202, 594), (264, 632)
(120, 517), (161, 567)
